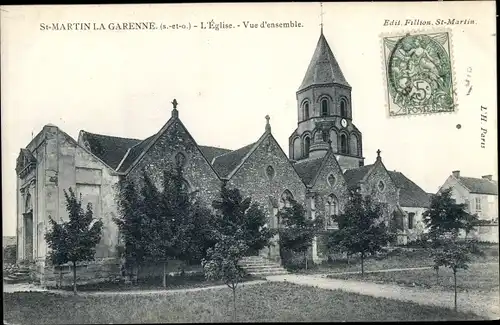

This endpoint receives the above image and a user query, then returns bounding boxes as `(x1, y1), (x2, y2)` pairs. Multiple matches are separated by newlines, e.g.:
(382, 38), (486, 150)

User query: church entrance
(23, 211), (34, 261)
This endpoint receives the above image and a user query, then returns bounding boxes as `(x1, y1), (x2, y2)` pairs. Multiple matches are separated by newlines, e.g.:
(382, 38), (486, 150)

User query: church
(15, 30), (431, 284)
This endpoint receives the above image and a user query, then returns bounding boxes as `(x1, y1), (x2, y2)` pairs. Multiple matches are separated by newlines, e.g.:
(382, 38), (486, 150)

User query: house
(439, 171), (498, 243)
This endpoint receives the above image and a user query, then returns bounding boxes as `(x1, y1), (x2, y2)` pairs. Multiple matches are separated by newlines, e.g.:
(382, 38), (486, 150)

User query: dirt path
(313, 262), (499, 277)
(3, 280), (267, 296)
(265, 274), (499, 320)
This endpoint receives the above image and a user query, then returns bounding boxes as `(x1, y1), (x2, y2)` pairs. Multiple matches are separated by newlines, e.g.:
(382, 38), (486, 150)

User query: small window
(378, 181), (385, 192)
(475, 197), (482, 211)
(281, 190), (294, 209)
(325, 194), (339, 229)
(303, 102), (310, 120)
(340, 134), (348, 154)
(408, 212), (415, 229)
(340, 99), (347, 117)
(321, 99), (328, 116)
(266, 166), (275, 180)
(322, 130), (328, 142)
(175, 152), (186, 168)
(304, 137), (311, 158)
(327, 174), (336, 187)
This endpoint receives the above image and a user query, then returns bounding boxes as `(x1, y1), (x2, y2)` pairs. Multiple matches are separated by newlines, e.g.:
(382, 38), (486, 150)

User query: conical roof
(298, 32), (350, 91)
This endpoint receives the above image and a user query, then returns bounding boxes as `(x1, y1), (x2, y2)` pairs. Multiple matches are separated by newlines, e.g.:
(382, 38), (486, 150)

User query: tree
(327, 192), (395, 276)
(202, 230), (248, 322)
(422, 188), (482, 310)
(44, 216), (69, 288)
(113, 178), (146, 284)
(423, 188), (480, 284)
(277, 198), (323, 270)
(45, 188), (103, 294)
(140, 169), (178, 288)
(212, 185), (275, 255)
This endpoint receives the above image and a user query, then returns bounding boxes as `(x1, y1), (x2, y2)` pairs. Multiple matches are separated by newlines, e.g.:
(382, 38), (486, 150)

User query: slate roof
(389, 171), (431, 208)
(117, 134), (157, 172)
(199, 146), (232, 164)
(457, 176), (498, 195)
(343, 164), (374, 189)
(81, 131), (142, 169)
(212, 142), (256, 178)
(298, 32), (350, 91)
(293, 156), (325, 185)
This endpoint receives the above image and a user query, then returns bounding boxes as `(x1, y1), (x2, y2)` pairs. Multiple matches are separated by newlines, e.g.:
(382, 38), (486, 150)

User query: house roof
(212, 142), (256, 178)
(457, 176), (498, 195)
(80, 131), (142, 169)
(389, 171), (431, 208)
(293, 156), (325, 185)
(298, 32), (350, 91)
(343, 164), (374, 189)
(199, 146), (232, 164)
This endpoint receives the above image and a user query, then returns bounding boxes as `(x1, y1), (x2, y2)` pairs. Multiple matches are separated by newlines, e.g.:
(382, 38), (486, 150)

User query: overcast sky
(1, 2), (497, 236)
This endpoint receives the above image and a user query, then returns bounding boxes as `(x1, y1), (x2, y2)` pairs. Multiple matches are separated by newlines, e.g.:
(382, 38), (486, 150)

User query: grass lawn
(47, 274), (261, 292)
(3, 282), (481, 323)
(294, 244), (499, 275)
(328, 263), (499, 294)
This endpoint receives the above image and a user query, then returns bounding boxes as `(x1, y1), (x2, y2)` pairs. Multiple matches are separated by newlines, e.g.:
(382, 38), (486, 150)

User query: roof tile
(212, 142), (256, 178)
(299, 33), (350, 91)
(458, 176), (498, 195)
(293, 157), (325, 185)
(81, 131), (141, 169)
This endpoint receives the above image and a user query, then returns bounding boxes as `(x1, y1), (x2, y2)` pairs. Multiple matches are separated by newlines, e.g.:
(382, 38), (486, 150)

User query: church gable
(359, 159), (400, 219)
(310, 151), (350, 201)
(125, 116), (222, 205)
(227, 132), (306, 211)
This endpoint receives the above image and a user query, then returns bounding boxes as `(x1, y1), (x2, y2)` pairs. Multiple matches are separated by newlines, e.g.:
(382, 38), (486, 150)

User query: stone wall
(41, 258), (121, 287)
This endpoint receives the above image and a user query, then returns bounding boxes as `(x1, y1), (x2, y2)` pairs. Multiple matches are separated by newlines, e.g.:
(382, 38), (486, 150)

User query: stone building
(15, 30), (430, 284)
(439, 171), (498, 243)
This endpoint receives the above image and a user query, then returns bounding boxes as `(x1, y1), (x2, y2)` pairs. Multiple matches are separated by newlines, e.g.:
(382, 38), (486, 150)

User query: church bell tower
(288, 29), (364, 171)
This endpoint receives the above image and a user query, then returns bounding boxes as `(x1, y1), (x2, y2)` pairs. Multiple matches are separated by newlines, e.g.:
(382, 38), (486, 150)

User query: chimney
(482, 175), (493, 181)
(452, 170), (460, 178)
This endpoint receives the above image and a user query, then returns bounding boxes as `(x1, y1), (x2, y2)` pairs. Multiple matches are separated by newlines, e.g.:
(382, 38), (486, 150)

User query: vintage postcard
(1, 1), (498, 323)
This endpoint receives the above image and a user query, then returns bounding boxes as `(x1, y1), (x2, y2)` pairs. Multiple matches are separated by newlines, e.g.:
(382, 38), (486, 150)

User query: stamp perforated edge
(379, 27), (458, 119)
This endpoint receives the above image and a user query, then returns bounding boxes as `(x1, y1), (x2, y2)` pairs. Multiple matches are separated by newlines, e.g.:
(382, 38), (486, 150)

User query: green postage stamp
(383, 32), (456, 117)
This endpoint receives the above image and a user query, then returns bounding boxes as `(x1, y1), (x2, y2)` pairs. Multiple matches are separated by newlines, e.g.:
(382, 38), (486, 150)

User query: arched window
(266, 165), (275, 180)
(303, 102), (310, 120)
(292, 137), (301, 160)
(325, 194), (339, 229)
(340, 134), (348, 154)
(340, 99), (347, 118)
(280, 190), (294, 208)
(304, 136), (311, 158)
(321, 99), (329, 116)
(350, 134), (359, 156)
